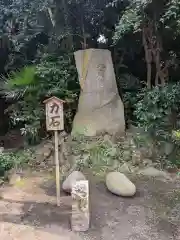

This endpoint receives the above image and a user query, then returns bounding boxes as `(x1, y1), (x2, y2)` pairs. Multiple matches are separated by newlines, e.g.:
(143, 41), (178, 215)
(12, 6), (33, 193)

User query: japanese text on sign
(45, 97), (64, 131)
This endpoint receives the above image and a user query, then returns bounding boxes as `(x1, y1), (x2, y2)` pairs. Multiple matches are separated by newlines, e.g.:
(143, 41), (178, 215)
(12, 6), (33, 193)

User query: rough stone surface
(34, 141), (53, 164)
(33, 137), (72, 170)
(132, 150), (142, 165)
(72, 49), (125, 136)
(71, 180), (89, 232)
(143, 158), (153, 167)
(0, 178), (4, 186)
(118, 163), (131, 174)
(0, 146), (4, 153)
(138, 167), (171, 179)
(62, 171), (86, 193)
(122, 150), (132, 161)
(106, 172), (136, 197)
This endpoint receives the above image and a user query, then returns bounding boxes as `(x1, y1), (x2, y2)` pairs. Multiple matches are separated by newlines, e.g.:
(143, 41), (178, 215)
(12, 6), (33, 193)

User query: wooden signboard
(44, 96), (65, 207)
(44, 96), (65, 131)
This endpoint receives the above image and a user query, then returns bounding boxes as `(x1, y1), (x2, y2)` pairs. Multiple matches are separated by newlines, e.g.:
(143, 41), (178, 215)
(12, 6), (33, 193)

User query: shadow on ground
(0, 198), (71, 229)
(0, 173), (180, 239)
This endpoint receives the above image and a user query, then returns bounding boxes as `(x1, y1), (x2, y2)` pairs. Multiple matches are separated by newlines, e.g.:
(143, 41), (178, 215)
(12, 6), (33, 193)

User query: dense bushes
(0, 150), (32, 177)
(134, 84), (180, 139)
(2, 53), (79, 144)
(132, 83), (180, 167)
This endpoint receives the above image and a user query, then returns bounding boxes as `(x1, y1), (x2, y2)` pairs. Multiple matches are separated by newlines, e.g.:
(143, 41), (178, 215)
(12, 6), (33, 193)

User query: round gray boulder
(138, 167), (171, 179)
(62, 171), (86, 193)
(106, 172), (136, 197)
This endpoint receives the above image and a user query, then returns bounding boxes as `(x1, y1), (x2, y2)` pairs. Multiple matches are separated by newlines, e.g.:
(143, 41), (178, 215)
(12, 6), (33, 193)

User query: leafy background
(1, 0), (180, 171)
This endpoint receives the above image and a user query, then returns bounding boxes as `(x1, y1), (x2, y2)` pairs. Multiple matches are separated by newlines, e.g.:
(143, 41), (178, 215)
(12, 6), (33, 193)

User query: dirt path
(0, 171), (180, 240)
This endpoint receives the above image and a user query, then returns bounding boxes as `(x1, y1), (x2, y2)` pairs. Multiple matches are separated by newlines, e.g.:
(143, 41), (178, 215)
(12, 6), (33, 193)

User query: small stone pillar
(71, 180), (89, 232)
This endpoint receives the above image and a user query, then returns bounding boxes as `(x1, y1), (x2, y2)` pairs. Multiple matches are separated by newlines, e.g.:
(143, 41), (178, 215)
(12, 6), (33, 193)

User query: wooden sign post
(44, 96), (65, 207)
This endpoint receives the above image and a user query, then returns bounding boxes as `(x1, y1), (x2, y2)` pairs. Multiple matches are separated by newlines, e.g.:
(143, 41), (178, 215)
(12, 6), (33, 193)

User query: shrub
(70, 136), (124, 173)
(118, 72), (141, 126)
(134, 84), (180, 139)
(134, 83), (180, 166)
(0, 150), (33, 177)
(2, 53), (79, 144)
(122, 91), (140, 126)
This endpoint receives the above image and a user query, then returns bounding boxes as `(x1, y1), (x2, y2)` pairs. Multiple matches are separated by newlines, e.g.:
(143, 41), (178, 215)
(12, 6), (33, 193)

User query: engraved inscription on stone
(71, 180), (89, 232)
(96, 64), (106, 105)
(97, 64), (106, 78)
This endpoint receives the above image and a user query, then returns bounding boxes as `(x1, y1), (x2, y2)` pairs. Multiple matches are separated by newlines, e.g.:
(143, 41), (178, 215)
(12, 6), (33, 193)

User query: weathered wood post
(71, 180), (90, 232)
(44, 96), (65, 207)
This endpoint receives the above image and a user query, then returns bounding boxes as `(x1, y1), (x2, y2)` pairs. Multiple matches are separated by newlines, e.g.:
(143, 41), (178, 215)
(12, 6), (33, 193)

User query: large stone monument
(72, 49), (125, 136)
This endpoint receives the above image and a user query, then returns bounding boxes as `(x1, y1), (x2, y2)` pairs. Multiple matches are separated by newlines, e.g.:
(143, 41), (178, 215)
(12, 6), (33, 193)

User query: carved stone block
(71, 180), (89, 232)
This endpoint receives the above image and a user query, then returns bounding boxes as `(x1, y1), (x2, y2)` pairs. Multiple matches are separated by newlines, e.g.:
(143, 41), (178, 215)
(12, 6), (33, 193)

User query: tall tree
(113, 0), (180, 88)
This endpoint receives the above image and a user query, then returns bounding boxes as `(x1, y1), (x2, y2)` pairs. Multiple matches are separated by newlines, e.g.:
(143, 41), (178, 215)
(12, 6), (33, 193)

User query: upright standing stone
(72, 49), (125, 136)
(71, 180), (90, 232)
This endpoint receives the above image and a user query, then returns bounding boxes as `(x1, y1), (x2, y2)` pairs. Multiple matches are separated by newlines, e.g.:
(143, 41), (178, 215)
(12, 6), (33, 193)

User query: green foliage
(0, 0), (48, 38)
(113, 0), (176, 42)
(5, 66), (36, 88)
(0, 150), (32, 177)
(113, 0), (180, 87)
(113, 8), (141, 42)
(3, 53), (79, 144)
(134, 84), (180, 135)
(118, 72), (141, 125)
(72, 138), (114, 168)
(170, 130), (180, 167)
(113, 0), (152, 43)
(122, 91), (140, 125)
(2, 0), (180, 172)
(0, 153), (14, 176)
(118, 72), (140, 91)
(160, 0), (180, 31)
(0, 0), (51, 73)
(2, 66), (36, 100)
(87, 141), (118, 167)
(132, 83), (180, 166)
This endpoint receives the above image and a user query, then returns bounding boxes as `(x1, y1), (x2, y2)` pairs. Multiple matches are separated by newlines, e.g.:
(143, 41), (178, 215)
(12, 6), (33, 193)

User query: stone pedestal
(71, 180), (89, 232)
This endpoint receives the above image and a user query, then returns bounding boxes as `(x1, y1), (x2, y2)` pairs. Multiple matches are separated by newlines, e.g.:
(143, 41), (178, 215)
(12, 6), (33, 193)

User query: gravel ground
(0, 171), (180, 240)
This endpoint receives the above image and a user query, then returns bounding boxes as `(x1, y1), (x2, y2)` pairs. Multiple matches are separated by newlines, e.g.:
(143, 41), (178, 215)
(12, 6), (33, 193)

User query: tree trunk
(72, 49), (125, 136)
(147, 61), (152, 89)
(159, 61), (169, 87)
(142, 28), (152, 89)
(155, 49), (160, 86)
